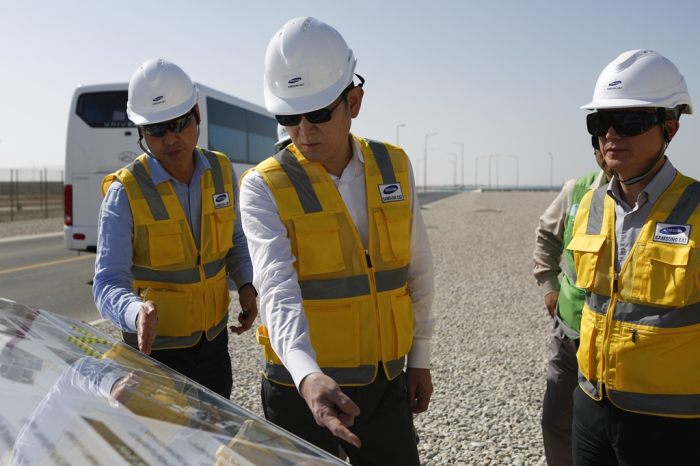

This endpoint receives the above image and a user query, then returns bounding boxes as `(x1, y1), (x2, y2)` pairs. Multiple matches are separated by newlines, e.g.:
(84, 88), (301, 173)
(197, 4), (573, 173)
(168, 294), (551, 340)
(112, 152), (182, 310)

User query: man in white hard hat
(533, 136), (611, 466)
(239, 17), (435, 465)
(570, 49), (700, 464)
(274, 124), (292, 151)
(93, 59), (258, 399)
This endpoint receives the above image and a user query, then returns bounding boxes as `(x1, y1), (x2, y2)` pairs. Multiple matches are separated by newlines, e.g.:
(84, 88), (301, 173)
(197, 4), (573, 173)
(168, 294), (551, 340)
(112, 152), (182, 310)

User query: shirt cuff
(537, 273), (561, 296)
(99, 368), (130, 398)
(285, 348), (322, 389)
(230, 268), (255, 293)
(125, 301), (143, 333)
(407, 338), (430, 369)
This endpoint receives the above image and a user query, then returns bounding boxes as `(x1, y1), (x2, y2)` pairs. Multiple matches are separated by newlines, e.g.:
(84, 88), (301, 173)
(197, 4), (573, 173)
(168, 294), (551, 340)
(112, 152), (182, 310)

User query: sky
(2, 0), (700, 187)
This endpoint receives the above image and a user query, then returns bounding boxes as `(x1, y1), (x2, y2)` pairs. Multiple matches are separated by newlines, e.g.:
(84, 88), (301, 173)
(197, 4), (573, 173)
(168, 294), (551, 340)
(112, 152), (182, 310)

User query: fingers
(110, 369), (144, 405)
(324, 415), (362, 448)
(137, 301), (158, 354)
(230, 292), (259, 335)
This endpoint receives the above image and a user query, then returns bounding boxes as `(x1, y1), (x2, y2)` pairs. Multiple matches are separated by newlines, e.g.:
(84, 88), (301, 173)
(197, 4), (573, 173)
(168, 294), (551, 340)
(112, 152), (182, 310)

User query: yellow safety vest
(253, 135), (414, 386)
(102, 149), (235, 349)
(569, 171), (700, 417)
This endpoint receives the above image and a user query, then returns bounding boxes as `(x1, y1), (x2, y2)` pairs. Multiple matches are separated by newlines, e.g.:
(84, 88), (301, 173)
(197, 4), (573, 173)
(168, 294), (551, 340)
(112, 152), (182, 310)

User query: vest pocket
(306, 303), (360, 367)
(567, 235), (606, 289)
(577, 306), (605, 384)
(389, 290), (414, 360)
(256, 325), (284, 366)
(634, 243), (690, 307)
(146, 219), (185, 267)
(145, 288), (193, 337)
(213, 275), (231, 327)
(211, 208), (235, 253)
(292, 212), (346, 275)
(614, 324), (700, 394)
(374, 202), (413, 262)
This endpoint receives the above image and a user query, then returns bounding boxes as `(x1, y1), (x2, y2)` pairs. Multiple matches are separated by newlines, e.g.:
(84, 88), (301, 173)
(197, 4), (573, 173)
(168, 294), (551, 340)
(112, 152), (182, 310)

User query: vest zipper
(631, 328), (636, 343)
(613, 272), (619, 292)
(364, 249), (373, 268)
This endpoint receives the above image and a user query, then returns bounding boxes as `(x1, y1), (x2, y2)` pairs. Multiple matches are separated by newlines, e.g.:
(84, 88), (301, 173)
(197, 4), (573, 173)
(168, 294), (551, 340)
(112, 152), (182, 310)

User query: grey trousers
(542, 319), (579, 466)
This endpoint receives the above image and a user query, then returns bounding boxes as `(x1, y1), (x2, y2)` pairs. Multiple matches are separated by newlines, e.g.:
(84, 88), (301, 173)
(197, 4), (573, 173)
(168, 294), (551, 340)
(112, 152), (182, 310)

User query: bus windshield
(76, 91), (134, 128)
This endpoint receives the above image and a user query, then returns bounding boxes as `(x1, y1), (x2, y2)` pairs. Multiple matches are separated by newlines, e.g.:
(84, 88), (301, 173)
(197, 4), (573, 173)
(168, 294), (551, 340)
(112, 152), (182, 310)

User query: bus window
(76, 91), (134, 128)
(207, 97), (276, 163)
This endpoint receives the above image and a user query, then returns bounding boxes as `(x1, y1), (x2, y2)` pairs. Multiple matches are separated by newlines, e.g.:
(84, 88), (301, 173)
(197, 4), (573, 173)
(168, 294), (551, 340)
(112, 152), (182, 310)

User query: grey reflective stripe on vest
(613, 299), (700, 328)
(578, 369), (601, 399)
(585, 186), (607, 235)
(586, 292), (610, 316)
(122, 312), (228, 350)
(129, 159), (169, 221)
(203, 258), (226, 279)
(375, 264), (409, 293)
(132, 265), (201, 284)
(664, 181), (700, 225)
(299, 275), (371, 300)
(263, 358), (405, 386)
(607, 389), (700, 417)
(365, 139), (397, 184)
(561, 257), (577, 285)
(273, 149), (323, 214)
(202, 150), (226, 195)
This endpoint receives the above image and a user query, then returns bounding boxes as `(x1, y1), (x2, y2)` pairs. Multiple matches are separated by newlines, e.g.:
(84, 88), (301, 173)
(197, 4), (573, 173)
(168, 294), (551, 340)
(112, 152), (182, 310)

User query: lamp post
(424, 133), (437, 192)
(454, 141), (464, 191)
(508, 155), (519, 190)
(548, 152), (554, 190)
(448, 153), (457, 188)
(396, 124), (406, 146)
(488, 154), (500, 190)
(475, 155), (486, 188)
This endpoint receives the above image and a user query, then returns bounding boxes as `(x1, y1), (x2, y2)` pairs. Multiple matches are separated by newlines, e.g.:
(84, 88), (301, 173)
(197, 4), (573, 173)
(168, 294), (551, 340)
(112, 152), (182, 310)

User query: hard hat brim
(581, 94), (693, 114)
(128, 86), (200, 125)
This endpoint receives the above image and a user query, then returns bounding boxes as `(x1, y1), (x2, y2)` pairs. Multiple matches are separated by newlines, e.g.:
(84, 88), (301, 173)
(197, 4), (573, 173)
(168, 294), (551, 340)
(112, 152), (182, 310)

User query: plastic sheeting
(0, 297), (344, 466)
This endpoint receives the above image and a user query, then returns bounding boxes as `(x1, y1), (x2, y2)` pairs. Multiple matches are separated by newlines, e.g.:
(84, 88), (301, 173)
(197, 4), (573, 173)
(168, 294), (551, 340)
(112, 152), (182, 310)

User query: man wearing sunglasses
(533, 136), (611, 466)
(569, 49), (700, 464)
(239, 17), (435, 465)
(93, 59), (257, 399)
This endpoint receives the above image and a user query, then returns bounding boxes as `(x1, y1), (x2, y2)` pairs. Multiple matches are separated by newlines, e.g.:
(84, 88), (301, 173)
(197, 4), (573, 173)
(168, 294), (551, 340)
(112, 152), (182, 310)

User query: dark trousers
(542, 319), (580, 466)
(261, 370), (420, 466)
(572, 386), (700, 465)
(149, 329), (233, 399)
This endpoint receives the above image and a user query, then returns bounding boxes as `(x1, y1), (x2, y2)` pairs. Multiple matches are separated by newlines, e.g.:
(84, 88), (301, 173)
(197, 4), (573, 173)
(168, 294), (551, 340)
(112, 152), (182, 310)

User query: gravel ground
(13, 191), (559, 465)
(0, 216), (64, 238)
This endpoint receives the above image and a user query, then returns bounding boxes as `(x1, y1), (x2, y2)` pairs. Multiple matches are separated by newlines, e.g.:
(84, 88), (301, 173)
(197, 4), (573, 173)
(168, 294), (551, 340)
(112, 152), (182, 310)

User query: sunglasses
(275, 74), (365, 127)
(140, 108), (197, 137)
(586, 111), (664, 138)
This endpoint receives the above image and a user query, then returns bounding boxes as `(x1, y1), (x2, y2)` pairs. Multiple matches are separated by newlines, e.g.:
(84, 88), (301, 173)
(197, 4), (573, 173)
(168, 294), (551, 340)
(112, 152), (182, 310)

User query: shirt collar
(328, 137), (365, 184)
(607, 157), (676, 208)
(145, 148), (209, 186)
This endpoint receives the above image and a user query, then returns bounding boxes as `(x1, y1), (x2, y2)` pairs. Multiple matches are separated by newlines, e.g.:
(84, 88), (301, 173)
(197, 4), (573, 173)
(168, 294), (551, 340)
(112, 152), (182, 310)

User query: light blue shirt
(93, 149), (254, 333)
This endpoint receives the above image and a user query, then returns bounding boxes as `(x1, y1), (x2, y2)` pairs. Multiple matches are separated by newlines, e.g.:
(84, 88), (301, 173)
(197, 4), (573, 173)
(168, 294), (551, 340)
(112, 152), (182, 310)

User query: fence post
(44, 167), (48, 218)
(10, 169), (13, 222)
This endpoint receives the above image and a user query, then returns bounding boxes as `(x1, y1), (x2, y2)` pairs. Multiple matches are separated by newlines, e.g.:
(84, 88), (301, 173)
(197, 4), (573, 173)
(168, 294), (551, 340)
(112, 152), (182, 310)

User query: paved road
(417, 191), (460, 206)
(0, 233), (99, 323)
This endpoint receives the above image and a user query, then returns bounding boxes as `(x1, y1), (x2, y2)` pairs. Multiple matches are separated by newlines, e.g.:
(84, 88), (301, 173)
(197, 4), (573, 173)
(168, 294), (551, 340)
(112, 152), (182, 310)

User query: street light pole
(488, 154), (500, 190)
(396, 124), (406, 146)
(508, 155), (519, 190)
(454, 141), (464, 191)
(448, 153), (457, 188)
(548, 152), (554, 190)
(475, 155), (486, 188)
(424, 133), (437, 192)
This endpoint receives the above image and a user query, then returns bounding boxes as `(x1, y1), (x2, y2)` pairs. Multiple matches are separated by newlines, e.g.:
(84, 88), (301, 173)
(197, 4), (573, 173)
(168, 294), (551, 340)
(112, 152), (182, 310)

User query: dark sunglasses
(140, 108), (197, 137)
(586, 111), (664, 138)
(275, 74), (365, 126)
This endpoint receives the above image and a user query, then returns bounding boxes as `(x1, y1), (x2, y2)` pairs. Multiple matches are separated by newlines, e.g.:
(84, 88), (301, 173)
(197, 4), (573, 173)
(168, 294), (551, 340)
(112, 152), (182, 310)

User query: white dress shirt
(240, 137), (435, 388)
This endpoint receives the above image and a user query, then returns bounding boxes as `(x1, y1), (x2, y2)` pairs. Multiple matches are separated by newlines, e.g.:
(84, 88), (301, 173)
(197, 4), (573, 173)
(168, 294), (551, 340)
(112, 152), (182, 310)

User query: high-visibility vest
(253, 135), (414, 386)
(558, 171), (606, 334)
(102, 149), (235, 349)
(569, 171), (700, 417)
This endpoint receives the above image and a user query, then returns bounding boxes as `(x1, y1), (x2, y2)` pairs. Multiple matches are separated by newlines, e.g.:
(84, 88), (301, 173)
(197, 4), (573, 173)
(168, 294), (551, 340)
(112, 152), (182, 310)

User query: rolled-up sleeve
(93, 182), (142, 333)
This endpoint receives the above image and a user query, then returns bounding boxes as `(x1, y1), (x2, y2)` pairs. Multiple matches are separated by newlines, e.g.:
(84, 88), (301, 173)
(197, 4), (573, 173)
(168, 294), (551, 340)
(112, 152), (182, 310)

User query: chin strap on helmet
(136, 110), (201, 162)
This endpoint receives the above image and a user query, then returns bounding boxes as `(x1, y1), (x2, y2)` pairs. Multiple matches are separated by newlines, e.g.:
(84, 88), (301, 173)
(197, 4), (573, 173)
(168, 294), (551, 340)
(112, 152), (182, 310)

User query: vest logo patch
(653, 222), (690, 245)
(213, 193), (231, 209)
(379, 183), (404, 203)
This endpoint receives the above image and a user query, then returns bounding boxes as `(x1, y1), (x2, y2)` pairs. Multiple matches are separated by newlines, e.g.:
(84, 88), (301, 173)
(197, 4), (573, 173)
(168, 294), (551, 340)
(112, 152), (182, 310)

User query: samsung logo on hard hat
(215, 194), (228, 203)
(608, 81), (622, 86)
(383, 185), (399, 195)
(660, 226), (686, 235)
(288, 77), (302, 84)
(153, 96), (164, 102)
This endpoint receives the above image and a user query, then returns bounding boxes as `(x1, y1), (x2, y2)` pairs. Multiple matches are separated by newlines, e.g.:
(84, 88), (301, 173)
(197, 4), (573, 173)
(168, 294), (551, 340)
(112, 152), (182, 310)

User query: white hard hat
(264, 17), (357, 115)
(581, 49), (692, 114)
(275, 125), (291, 147)
(127, 58), (200, 125)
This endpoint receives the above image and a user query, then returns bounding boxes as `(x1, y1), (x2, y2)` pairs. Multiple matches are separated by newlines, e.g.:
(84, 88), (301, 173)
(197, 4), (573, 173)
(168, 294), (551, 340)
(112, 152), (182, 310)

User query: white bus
(64, 83), (277, 252)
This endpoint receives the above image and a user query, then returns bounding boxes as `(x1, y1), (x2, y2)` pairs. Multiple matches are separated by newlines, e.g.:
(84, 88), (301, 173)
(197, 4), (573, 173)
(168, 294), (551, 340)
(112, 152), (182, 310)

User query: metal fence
(0, 168), (64, 222)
